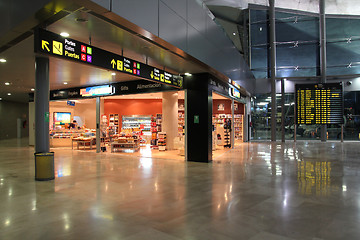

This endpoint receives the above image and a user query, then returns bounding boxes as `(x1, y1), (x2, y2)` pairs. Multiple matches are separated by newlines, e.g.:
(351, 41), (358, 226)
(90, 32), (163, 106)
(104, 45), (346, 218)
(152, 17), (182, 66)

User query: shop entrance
(49, 91), (185, 161)
(212, 92), (245, 158)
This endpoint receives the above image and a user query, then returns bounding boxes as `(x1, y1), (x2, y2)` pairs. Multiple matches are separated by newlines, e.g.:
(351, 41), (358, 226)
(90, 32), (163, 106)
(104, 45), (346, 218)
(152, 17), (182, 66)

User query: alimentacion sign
(34, 28), (183, 88)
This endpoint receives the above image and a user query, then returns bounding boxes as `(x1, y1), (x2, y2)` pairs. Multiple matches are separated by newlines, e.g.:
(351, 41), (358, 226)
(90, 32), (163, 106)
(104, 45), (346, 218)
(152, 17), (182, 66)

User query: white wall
(49, 99), (96, 129)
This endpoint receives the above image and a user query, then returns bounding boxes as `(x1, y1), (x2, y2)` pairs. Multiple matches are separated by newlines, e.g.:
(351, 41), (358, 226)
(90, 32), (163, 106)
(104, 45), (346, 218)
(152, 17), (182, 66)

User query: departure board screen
(295, 83), (343, 125)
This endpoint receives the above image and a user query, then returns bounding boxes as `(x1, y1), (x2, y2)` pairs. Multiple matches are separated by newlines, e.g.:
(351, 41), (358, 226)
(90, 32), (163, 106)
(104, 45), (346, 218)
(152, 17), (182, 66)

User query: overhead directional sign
(34, 28), (183, 88)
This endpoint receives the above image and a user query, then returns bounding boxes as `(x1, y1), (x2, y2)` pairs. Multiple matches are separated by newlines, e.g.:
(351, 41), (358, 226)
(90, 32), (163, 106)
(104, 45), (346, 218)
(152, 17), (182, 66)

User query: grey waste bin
(34, 152), (55, 181)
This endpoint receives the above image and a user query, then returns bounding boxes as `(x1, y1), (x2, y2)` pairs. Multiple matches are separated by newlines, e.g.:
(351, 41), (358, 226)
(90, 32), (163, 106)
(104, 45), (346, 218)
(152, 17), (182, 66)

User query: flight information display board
(34, 29), (183, 88)
(295, 83), (343, 125)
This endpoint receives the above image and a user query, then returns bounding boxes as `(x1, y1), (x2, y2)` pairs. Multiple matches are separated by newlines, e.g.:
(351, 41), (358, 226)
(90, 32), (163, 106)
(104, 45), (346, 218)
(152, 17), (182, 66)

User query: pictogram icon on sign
(52, 41), (63, 55)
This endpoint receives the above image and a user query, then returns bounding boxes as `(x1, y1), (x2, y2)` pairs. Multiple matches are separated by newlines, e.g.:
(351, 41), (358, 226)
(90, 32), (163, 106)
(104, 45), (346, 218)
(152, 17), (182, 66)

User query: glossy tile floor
(1, 138), (360, 239)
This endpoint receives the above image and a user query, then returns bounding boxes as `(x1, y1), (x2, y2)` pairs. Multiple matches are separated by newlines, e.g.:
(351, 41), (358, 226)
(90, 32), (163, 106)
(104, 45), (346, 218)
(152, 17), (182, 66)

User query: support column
(269, 0), (277, 142)
(281, 78), (285, 142)
(162, 91), (178, 150)
(96, 97), (100, 153)
(35, 57), (50, 153)
(320, 0), (327, 142)
(184, 74), (212, 162)
(231, 99), (235, 148)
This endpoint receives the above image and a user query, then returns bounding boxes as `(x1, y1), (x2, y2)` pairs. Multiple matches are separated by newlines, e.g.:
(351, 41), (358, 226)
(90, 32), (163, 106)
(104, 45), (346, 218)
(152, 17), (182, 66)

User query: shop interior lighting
(0, 58), (6, 63)
(7, 93), (11, 96)
(184, 73), (192, 76)
(31, 88), (35, 91)
(60, 32), (70, 37)
(232, 32), (236, 36)
(63, 82), (68, 85)
(0, 98), (2, 100)
(111, 73), (116, 76)
(5, 82), (10, 85)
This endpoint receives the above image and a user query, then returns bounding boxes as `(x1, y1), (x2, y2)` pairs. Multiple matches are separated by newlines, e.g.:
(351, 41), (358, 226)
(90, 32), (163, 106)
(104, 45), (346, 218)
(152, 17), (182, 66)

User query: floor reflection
(1, 138), (360, 239)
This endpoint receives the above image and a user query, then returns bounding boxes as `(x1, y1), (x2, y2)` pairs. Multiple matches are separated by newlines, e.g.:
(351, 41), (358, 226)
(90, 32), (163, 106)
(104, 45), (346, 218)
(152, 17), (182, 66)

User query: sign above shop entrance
(34, 29), (183, 89)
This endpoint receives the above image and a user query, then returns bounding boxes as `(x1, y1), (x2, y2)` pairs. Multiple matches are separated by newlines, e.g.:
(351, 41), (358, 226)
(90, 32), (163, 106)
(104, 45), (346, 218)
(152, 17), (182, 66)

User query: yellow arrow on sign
(111, 59), (116, 69)
(150, 71), (154, 79)
(42, 40), (50, 52)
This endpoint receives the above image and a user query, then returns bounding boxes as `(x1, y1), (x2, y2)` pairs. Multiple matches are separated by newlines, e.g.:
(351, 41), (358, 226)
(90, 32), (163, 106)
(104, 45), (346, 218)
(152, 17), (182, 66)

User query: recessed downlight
(184, 73), (192, 76)
(111, 73), (116, 76)
(5, 82), (10, 85)
(60, 32), (70, 37)
(0, 98), (2, 100)
(232, 32), (236, 36)
(7, 93), (11, 96)
(31, 88), (35, 91)
(0, 58), (6, 63)
(63, 82), (68, 85)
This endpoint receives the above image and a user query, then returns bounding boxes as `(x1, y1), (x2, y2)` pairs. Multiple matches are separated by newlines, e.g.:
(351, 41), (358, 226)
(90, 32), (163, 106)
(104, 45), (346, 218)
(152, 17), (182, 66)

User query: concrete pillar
(162, 91), (178, 150)
(35, 57), (50, 153)
(269, 0), (277, 142)
(320, 0), (327, 142)
(29, 102), (35, 146)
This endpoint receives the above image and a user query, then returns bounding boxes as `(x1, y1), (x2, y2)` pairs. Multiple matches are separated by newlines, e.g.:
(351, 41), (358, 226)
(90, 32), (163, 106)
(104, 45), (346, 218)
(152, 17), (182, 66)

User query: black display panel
(34, 29), (183, 88)
(295, 83), (344, 125)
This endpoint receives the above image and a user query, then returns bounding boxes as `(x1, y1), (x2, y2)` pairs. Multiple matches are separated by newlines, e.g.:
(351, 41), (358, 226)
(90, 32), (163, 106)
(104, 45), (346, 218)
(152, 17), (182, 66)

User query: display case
(122, 115), (151, 135)
(109, 113), (119, 134)
(157, 132), (166, 151)
(234, 114), (243, 141)
(50, 129), (87, 147)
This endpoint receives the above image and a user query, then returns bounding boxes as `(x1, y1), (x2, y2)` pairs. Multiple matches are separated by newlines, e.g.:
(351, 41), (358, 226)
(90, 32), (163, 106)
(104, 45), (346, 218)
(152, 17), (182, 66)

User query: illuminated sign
(231, 88), (241, 99)
(67, 101), (75, 106)
(80, 85), (114, 97)
(231, 81), (241, 90)
(295, 83), (343, 125)
(34, 29), (183, 88)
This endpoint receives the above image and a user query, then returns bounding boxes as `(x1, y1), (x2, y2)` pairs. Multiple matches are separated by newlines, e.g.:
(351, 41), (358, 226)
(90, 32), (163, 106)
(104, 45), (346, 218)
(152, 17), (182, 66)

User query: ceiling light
(60, 32), (70, 37)
(31, 88), (35, 91)
(0, 98), (2, 100)
(184, 73), (192, 76)
(0, 58), (6, 63)
(111, 73), (116, 76)
(5, 82), (10, 85)
(7, 93), (11, 96)
(63, 82), (68, 85)
(232, 32), (236, 36)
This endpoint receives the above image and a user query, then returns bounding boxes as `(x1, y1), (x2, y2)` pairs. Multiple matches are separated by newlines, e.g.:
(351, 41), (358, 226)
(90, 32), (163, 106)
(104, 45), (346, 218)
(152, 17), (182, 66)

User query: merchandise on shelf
(157, 132), (166, 151)
(178, 111), (185, 136)
(122, 115), (151, 135)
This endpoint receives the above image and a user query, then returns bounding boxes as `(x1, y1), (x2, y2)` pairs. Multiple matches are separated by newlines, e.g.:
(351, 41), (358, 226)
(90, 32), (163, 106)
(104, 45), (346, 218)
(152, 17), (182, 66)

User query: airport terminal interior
(1, 0), (360, 239)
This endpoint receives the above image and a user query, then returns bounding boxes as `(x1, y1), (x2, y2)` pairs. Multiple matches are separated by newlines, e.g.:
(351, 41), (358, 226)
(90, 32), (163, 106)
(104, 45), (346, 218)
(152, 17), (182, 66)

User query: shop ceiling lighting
(0, 98), (2, 100)
(60, 32), (70, 37)
(0, 58), (6, 63)
(111, 73), (116, 76)
(7, 93), (11, 96)
(233, 32), (236, 36)
(31, 88), (35, 91)
(5, 82), (10, 85)
(63, 82), (68, 85)
(184, 73), (192, 76)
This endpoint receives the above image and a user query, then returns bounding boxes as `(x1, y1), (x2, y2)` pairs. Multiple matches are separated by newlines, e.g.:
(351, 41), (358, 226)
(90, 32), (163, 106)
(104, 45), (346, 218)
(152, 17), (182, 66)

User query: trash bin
(34, 152), (55, 181)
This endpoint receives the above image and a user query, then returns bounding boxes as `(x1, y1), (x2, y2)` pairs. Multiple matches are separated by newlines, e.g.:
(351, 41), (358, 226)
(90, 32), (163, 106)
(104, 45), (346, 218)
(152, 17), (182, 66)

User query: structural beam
(320, 0), (327, 142)
(269, 0), (277, 142)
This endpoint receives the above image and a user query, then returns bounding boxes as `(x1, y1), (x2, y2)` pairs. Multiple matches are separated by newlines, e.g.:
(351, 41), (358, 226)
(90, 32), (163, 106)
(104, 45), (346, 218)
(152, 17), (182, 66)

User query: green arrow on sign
(111, 59), (116, 69)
